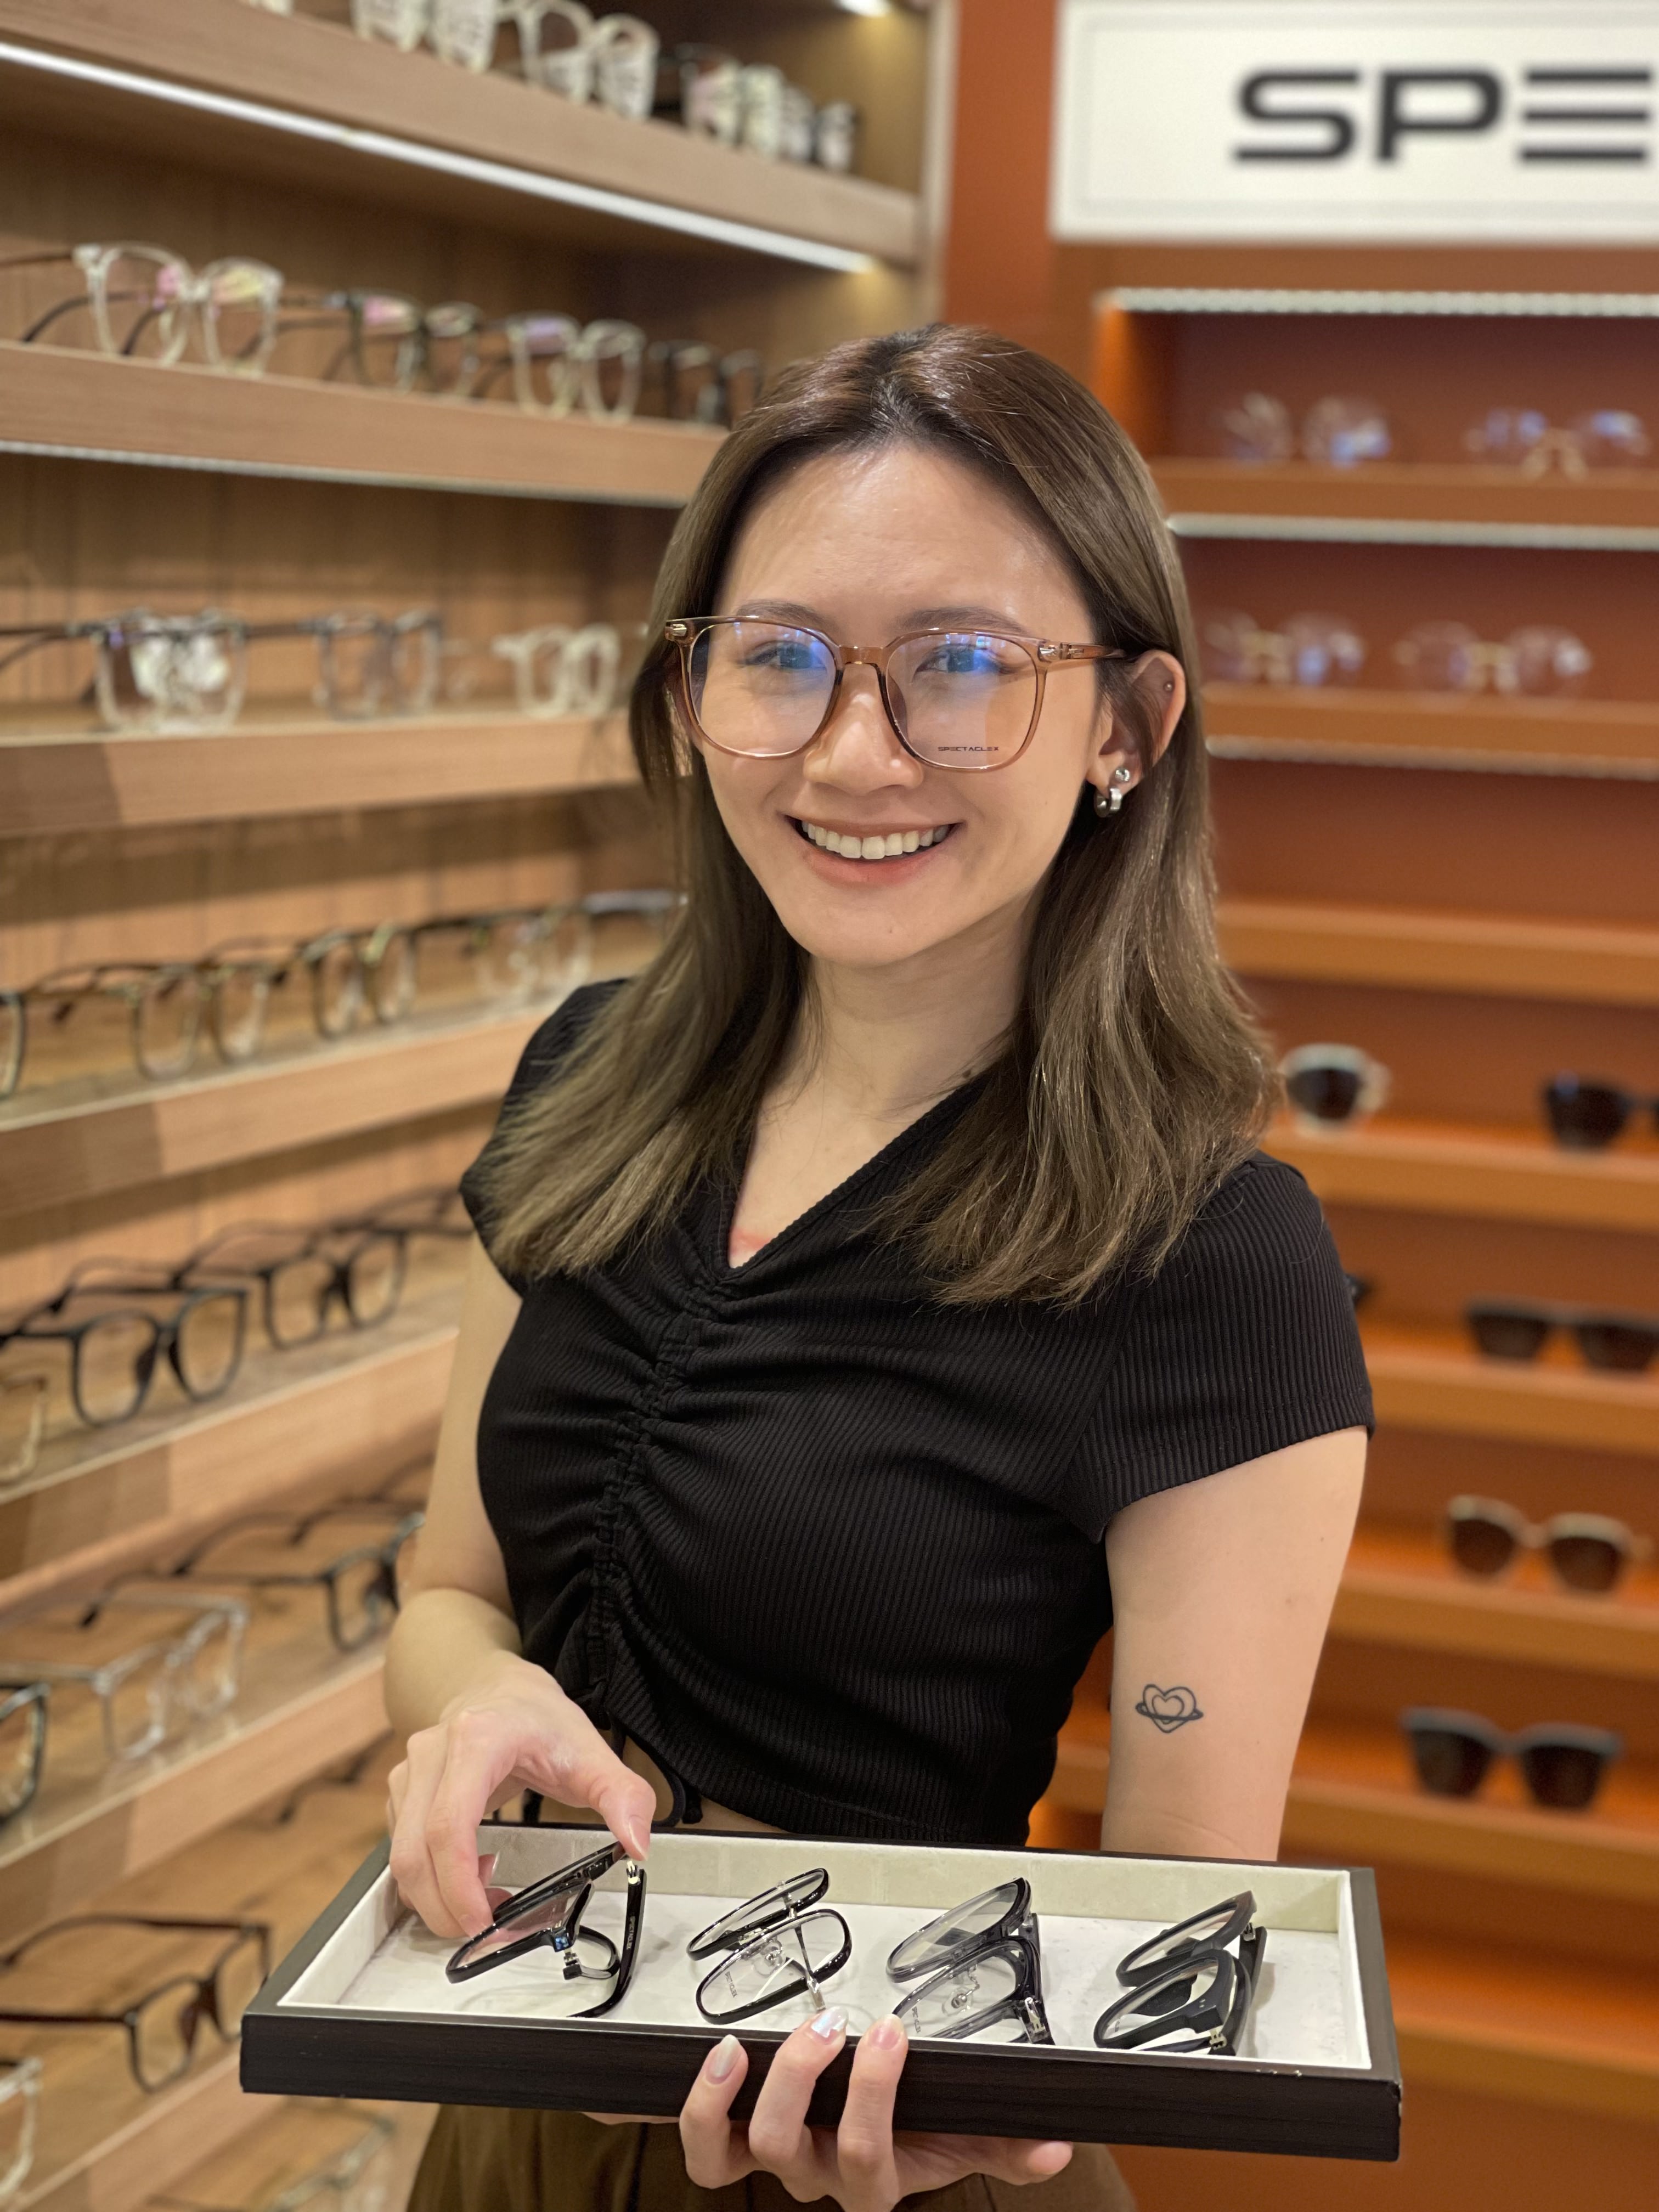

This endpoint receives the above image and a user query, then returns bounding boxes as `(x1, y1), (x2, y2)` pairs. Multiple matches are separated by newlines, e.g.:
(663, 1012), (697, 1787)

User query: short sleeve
(459, 979), (624, 1292)
(1070, 1154), (1373, 1537)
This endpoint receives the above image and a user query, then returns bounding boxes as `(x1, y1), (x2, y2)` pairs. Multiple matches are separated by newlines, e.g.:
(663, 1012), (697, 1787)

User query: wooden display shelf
(0, 1003), (548, 1214)
(0, 1286), (457, 1602)
(1334, 1523), (1659, 1682)
(1204, 685), (1659, 782)
(0, 0), (920, 268)
(0, 708), (637, 836)
(0, 1626), (387, 1949)
(1218, 898), (1659, 1008)
(1362, 1325), (1659, 1456)
(18, 2047), (248, 2212)
(1050, 1717), (1659, 1906)
(0, 343), (722, 501)
(1268, 1116), (1659, 1235)
(1152, 458), (1659, 548)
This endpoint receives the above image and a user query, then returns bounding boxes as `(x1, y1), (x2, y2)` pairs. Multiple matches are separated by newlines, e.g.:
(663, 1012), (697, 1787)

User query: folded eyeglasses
(690, 1870), (853, 2028)
(447, 1837), (646, 2016)
(1092, 1892), (1266, 2057)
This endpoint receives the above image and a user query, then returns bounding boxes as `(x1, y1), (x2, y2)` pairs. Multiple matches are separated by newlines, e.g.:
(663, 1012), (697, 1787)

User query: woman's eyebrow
(726, 600), (1031, 631)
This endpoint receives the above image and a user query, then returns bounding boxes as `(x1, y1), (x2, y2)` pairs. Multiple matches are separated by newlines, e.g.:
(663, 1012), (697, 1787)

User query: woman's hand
(386, 1650), (657, 1939)
(680, 2007), (1073, 2210)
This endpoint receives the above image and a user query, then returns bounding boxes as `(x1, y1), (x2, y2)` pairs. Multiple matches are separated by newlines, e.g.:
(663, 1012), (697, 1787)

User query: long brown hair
(477, 324), (1274, 1305)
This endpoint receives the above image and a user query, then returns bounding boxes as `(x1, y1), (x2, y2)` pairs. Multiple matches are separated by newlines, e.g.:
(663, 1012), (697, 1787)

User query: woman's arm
(1101, 1428), (1367, 1860)
(383, 1235), (655, 1937)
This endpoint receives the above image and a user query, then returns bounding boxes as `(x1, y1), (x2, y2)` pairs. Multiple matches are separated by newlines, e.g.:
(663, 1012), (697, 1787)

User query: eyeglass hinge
(665, 620), (690, 640)
(1036, 642), (1059, 661)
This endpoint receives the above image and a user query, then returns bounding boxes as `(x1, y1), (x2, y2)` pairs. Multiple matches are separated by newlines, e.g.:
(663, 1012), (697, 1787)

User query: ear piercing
(1093, 765), (1135, 817)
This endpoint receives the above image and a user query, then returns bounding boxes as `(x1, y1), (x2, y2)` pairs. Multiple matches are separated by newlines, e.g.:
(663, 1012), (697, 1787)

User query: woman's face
(690, 442), (1178, 975)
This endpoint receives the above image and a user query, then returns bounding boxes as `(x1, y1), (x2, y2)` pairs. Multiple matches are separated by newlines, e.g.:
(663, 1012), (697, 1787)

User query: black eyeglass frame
(887, 1878), (1055, 2047)
(0, 1279), (247, 1429)
(686, 1868), (830, 1961)
(694, 1903), (853, 2028)
(163, 1500), (424, 1652)
(1094, 1925), (1266, 2056)
(0, 1678), (48, 1830)
(446, 1840), (646, 2016)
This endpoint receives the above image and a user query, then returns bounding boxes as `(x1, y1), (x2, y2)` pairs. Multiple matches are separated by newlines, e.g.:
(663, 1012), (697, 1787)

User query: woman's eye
(920, 639), (1008, 678)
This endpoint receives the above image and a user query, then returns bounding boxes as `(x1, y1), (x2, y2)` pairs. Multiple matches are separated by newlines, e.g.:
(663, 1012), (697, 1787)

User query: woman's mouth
(793, 818), (959, 861)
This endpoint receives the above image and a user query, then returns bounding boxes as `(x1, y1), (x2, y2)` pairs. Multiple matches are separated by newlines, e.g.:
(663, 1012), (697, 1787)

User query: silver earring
(1094, 764), (1133, 817)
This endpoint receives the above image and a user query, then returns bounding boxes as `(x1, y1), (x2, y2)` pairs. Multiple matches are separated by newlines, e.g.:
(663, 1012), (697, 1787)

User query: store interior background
(0, 2), (1654, 2208)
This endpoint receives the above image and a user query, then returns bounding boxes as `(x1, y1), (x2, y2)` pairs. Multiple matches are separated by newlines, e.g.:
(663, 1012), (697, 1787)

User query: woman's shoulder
(496, 978), (627, 1111)
(1160, 1150), (1338, 1280)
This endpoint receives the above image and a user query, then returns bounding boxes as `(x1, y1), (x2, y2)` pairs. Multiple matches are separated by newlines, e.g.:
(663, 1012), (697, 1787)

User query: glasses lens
(465, 1878), (588, 1967)
(509, 316), (579, 411)
(687, 622), (836, 756)
(353, 295), (420, 389)
(107, 1644), (174, 1756)
(1517, 1739), (1613, 1810)
(0, 2057), (38, 2200)
(1406, 1720), (1494, 1797)
(691, 1871), (827, 1956)
(204, 262), (274, 368)
(887, 633), (1039, 769)
(1543, 1076), (1629, 1149)
(1448, 1509), (1519, 1578)
(134, 970), (204, 1079)
(132, 1981), (198, 2087)
(213, 1929), (268, 2035)
(0, 1695), (42, 1820)
(317, 622), (386, 719)
(331, 1550), (395, 1647)
(1396, 621), (1483, 692)
(896, 1949), (1023, 2040)
(76, 1311), (157, 1423)
(889, 1882), (1023, 1979)
(1200, 611), (1265, 684)
(267, 1253), (334, 1346)
(421, 305), (477, 394)
(1574, 1318), (1658, 1373)
(1279, 613), (1367, 686)
(208, 964), (269, 1063)
(1546, 1533), (1624, 1594)
(1, 995), (21, 1096)
(1571, 408), (1651, 466)
(700, 1910), (847, 2021)
(1301, 396), (1391, 467)
(366, 931), (417, 1022)
(1217, 392), (1295, 462)
(184, 1610), (243, 1713)
(0, 1378), (46, 1483)
(345, 1236), (403, 1325)
(654, 342), (719, 421)
(311, 939), (363, 1036)
(533, 909), (593, 998)
(100, 249), (181, 358)
(1123, 1897), (1249, 1984)
(578, 323), (643, 421)
(174, 1291), (242, 1399)
(1506, 625), (1593, 697)
(389, 623), (440, 714)
(1284, 1064), (1364, 1121)
(1467, 1305), (1551, 1362)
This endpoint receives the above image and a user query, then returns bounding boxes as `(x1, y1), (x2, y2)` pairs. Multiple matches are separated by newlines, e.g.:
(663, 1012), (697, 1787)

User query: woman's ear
(1084, 650), (1188, 809)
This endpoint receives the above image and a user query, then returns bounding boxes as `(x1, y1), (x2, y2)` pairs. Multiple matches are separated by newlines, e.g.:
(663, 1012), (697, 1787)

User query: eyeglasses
(641, 341), (764, 427)
(1401, 1706), (1621, 1812)
(1093, 1894), (1266, 2056)
(1465, 408), (1650, 475)
(468, 315), (646, 419)
(0, 1590), (246, 1762)
(1393, 623), (1592, 697)
(0, 1376), (48, 1486)
(1542, 1075), (1659, 1152)
(1218, 392), (1392, 467)
(0, 1277), (247, 1428)
(159, 1498), (423, 1652)
(1201, 610), (1367, 687)
(0, 1916), (270, 2091)
(269, 289), (483, 395)
(490, 624), (638, 718)
(886, 1877), (1053, 2046)
(152, 2109), (399, 2212)
(254, 610), (443, 718)
(665, 620), (1127, 772)
(3, 244), (283, 371)
(1278, 1045), (1391, 1129)
(1446, 1495), (1652, 1596)
(447, 1837), (647, 2013)
(1465, 1301), (1659, 1374)
(692, 1872), (851, 2027)
(0, 1681), (47, 1830)
(0, 2056), (41, 2208)
(0, 611), (248, 732)
(148, 1216), (416, 1350)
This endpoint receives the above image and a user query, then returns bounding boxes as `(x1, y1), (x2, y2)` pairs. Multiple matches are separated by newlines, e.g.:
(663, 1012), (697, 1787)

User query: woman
(388, 324), (1372, 2212)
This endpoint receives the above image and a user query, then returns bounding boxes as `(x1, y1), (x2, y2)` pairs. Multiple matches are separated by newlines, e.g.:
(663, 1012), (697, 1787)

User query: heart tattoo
(1134, 1684), (1205, 1733)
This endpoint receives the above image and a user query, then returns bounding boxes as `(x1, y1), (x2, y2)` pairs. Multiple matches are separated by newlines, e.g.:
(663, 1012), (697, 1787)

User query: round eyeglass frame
(662, 619), (1127, 774)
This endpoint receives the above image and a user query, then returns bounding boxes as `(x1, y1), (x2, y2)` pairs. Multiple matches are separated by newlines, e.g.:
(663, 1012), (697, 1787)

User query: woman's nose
(802, 667), (922, 788)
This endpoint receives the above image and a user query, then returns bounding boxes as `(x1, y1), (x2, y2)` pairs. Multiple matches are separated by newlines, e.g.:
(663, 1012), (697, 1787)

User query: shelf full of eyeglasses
(0, 1732), (401, 2212)
(1216, 898), (1659, 1011)
(1204, 684), (1659, 783)
(0, 1), (922, 270)
(0, 343), (724, 501)
(1357, 1321), (1659, 1458)
(1333, 1520), (1659, 1685)
(1150, 459), (1659, 550)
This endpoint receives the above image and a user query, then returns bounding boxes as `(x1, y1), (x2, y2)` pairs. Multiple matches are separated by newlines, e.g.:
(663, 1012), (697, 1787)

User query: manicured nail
(706, 2034), (741, 2081)
(810, 2006), (848, 2041)
(868, 2014), (904, 2050)
(1031, 2143), (1073, 2174)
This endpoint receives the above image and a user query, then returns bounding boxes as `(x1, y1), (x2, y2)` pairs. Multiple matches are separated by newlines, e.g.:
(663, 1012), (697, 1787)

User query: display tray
(241, 1823), (1400, 2159)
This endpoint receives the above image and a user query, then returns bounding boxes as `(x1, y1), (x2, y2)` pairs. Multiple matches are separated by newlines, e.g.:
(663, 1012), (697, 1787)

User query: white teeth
(902, 830), (919, 853)
(797, 820), (952, 859)
(883, 833), (904, 856)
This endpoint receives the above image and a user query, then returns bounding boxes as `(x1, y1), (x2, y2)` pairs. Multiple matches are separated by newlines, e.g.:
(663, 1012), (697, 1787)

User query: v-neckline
(710, 1068), (992, 1286)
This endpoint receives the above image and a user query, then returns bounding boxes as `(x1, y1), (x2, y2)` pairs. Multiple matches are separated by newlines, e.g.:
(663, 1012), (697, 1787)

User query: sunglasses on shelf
(1278, 1043), (1391, 1128)
(1446, 1495), (1651, 1595)
(1465, 1301), (1659, 1374)
(447, 1837), (646, 2013)
(887, 1876), (1053, 2046)
(1093, 1893), (1266, 2057)
(1542, 1075), (1659, 1152)
(0, 1916), (271, 2092)
(1402, 1706), (1621, 1811)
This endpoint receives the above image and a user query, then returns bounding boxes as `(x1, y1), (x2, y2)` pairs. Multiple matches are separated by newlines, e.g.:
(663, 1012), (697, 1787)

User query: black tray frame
(242, 1831), (1401, 2160)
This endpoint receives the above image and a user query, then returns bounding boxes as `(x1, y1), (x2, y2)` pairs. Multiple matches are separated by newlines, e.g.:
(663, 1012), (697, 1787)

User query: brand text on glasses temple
(1234, 66), (1654, 165)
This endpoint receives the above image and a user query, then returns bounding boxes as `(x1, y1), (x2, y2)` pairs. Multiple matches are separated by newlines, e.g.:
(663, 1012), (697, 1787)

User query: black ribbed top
(462, 983), (1373, 1848)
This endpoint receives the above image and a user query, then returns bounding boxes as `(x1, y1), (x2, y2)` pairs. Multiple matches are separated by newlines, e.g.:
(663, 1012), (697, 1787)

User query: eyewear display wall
(1216, 390), (1649, 471)
(1203, 611), (1594, 695)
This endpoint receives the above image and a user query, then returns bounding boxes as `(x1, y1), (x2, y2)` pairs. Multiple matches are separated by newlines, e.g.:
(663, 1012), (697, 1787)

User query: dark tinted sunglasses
(1446, 1494), (1651, 1595)
(1543, 1075), (1659, 1151)
(1466, 1300), (1659, 1373)
(1402, 1706), (1622, 1810)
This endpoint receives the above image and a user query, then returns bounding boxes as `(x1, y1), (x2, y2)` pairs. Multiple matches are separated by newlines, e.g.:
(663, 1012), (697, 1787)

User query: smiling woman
(388, 325), (1371, 2212)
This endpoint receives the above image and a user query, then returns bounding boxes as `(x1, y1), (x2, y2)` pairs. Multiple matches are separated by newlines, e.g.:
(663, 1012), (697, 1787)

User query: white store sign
(1051, 0), (1659, 241)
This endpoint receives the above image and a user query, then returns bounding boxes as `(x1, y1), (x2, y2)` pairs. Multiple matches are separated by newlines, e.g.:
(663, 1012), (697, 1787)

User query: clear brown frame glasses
(663, 618), (1126, 772)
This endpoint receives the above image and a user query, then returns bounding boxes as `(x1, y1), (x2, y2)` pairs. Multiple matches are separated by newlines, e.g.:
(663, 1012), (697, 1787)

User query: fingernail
(810, 2006), (848, 2041)
(1031, 2143), (1073, 2174)
(868, 2014), (904, 2051)
(706, 2034), (741, 2081)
